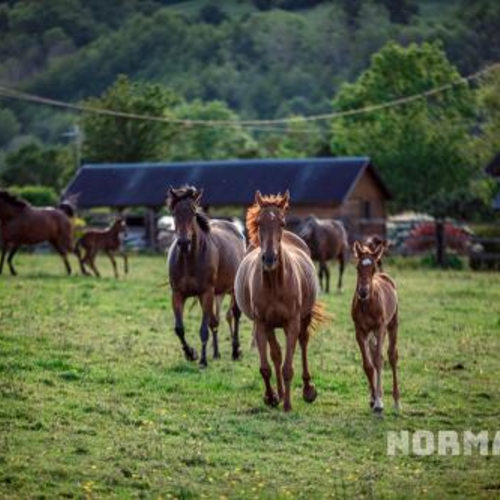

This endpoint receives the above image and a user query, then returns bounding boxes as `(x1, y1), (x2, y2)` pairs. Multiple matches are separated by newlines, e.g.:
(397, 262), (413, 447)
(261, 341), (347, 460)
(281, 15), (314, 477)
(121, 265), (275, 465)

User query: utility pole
(62, 124), (82, 171)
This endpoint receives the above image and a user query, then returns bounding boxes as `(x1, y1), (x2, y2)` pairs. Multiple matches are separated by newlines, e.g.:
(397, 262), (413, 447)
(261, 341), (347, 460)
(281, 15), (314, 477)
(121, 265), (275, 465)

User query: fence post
(436, 219), (446, 268)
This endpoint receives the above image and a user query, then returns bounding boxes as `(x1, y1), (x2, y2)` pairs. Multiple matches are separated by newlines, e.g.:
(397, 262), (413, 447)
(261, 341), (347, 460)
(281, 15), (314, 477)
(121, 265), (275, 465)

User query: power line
(0, 61), (498, 130)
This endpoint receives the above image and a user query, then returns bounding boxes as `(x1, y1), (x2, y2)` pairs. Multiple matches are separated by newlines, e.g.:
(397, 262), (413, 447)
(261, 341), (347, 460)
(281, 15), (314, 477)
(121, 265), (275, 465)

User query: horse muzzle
(357, 287), (370, 301)
(261, 251), (278, 271)
(177, 237), (191, 253)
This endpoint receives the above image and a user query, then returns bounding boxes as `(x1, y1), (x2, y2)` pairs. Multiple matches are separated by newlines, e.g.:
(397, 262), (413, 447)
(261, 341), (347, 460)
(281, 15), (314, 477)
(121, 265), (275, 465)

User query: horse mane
(0, 189), (30, 209)
(246, 193), (289, 246)
(168, 185), (211, 234)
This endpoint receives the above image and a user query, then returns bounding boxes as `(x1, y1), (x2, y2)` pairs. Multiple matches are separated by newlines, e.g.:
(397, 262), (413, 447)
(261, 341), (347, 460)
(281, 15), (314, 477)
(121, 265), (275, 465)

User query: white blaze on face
(361, 258), (372, 267)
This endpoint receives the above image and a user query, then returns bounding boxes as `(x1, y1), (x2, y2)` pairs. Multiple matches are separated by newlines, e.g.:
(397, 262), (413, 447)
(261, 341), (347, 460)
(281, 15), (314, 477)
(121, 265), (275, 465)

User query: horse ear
(166, 187), (178, 209)
(280, 190), (290, 210)
(255, 190), (264, 206)
(373, 243), (385, 262)
(194, 188), (204, 205)
(352, 241), (362, 260)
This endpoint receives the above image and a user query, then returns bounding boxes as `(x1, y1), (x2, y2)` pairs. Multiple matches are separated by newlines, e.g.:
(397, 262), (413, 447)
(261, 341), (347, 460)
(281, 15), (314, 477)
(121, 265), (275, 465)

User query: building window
(363, 201), (371, 219)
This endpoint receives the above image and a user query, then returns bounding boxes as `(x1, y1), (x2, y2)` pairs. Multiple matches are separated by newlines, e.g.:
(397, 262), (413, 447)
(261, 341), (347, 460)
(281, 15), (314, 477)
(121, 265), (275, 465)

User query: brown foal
(351, 241), (400, 414)
(75, 217), (128, 278)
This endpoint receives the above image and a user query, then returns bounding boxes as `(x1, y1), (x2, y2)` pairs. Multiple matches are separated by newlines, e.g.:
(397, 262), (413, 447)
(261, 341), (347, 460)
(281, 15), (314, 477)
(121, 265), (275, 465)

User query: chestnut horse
(75, 217), (128, 278)
(351, 241), (400, 414)
(0, 189), (73, 276)
(235, 191), (326, 412)
(167, 186), (245, 368)
(297, 216), (348, 293)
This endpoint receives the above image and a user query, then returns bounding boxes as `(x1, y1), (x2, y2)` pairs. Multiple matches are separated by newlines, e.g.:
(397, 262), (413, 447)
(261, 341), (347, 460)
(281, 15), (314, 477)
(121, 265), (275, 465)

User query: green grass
(1, 254), (500, 499)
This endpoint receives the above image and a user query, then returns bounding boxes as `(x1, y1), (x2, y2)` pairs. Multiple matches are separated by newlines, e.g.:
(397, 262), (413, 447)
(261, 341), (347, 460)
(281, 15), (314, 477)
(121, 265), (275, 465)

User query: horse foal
(351, 241), (400, 414)
(75, 217), (128, 278)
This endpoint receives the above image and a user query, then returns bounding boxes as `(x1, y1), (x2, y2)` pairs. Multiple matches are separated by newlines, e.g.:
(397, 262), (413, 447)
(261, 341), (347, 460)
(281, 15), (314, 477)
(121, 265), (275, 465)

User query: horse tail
(307, 301), (330, 337)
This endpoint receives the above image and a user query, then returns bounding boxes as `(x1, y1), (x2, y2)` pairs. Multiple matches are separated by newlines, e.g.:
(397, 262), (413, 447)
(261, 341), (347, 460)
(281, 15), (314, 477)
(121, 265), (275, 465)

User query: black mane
(168, 185), (211, 233)
(0, 189), (29, 208)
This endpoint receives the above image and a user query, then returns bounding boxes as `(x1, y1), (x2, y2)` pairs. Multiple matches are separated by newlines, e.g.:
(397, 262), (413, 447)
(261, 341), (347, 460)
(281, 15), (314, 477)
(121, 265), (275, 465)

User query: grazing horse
(351, 241), (400, 414)
(0, 189), (73, 276)
(235, 191), (326, 412)
(167, 186), (245, 368)
(364, 235), (388, 272)
(75, 217), (128, 278)
(296, 216), (348, 293)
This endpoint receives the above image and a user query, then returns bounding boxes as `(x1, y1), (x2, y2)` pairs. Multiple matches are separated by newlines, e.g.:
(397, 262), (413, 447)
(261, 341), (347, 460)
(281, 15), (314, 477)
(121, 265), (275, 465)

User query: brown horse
(167, 186), (245, 368)
(364, 235), (388, 272)
(296, 216), (348, 293)
(235, 191), (326, 412)
(351, 241), (400, 415)
(75, 217), (128, 278)
(0, 189), (73, 276)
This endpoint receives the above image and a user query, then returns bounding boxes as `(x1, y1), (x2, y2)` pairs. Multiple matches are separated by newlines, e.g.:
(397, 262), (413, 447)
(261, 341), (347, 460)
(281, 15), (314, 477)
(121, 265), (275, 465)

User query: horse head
(167, 186), (206, 253)
(352, 240), (385, 301)
(251, 190), (290, 272)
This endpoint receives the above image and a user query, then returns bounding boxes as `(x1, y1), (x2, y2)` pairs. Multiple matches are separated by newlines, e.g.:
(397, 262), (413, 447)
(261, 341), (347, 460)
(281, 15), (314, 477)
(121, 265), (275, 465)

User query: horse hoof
(283, 402), (292, 413)
(373, 406), (384, 417)
(263, 392), (280, 408)
(184, 347), (198, 362)
(213, 352), (221, 360)
(232, 349), (242, 361)
(393, 401), (402, 413)
(303, 385), (317, 403)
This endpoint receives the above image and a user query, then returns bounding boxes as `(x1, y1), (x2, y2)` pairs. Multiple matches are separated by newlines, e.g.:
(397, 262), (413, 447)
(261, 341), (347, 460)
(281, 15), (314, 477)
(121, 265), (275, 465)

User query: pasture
(1, 254), (500, 499)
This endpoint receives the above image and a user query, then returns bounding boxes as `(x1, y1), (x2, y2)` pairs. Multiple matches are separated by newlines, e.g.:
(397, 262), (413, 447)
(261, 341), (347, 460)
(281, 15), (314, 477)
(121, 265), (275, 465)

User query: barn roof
(493, 189), (500, 211)
(64, 157), (391, 208)
(485, 151), (500, 177)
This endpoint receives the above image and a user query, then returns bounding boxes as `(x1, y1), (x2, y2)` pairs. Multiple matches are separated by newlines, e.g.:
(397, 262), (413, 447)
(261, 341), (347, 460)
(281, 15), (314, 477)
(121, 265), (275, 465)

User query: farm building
(485, 152), (500, 211)
(64, 157), (391, 244)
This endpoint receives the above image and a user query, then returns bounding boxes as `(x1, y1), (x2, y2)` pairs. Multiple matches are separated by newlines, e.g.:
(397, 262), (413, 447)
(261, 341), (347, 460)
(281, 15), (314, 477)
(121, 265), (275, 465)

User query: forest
(0, 0), (500, 214)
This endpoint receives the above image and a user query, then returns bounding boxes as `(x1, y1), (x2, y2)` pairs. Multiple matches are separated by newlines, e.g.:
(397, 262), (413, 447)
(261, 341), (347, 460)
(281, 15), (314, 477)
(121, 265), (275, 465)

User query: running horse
(75, 217), (128, 278)
(351, 241), (400, 414)
(167, 186), (246, 368)
(235, 191), (326, 412)
(0, 189), (74, 276)
(296, 216), (348, 293)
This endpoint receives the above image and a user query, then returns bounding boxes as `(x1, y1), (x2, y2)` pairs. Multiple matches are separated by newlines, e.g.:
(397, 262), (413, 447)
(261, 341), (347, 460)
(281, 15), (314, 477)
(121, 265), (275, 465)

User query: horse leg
(122, 252), (128, 275)
(51, 240), (72, 276)
(76, 246), (89, 276)
(199, 289), (215, 368)
(324, 262), (331, 294)
(255, 322), (279, 407)
(172, 291), (197, 361)
(0, 243), (9, 275)
(211, 295), (222, 360)
(7, 246), (19, 276)
(230, 293), (242, 361)
(107, 251), (119, 279)
(317, 264), (324, 292)
(356, 328), (377, 409)
(282, 318), (300, 412)
(372, 328), (386, 414)
(87, 250), (100, 278)
(387, 312), (400, 411)
(268, 332), (283, 401)
(337, 252), (345, 292)
(299, 318), (317, 403)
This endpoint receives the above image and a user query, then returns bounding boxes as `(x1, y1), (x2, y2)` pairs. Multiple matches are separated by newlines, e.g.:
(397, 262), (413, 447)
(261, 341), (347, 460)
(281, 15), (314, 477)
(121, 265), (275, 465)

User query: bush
(10, 185), (58, 207)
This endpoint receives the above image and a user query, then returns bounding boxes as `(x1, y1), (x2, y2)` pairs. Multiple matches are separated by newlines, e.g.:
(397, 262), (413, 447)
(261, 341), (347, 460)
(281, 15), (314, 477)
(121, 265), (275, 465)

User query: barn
(64, 157), (391, 244)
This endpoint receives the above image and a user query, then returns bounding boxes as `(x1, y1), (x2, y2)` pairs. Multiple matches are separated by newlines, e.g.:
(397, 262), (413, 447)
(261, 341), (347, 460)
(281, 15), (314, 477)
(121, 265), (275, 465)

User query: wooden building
(64, 157), (391, 243)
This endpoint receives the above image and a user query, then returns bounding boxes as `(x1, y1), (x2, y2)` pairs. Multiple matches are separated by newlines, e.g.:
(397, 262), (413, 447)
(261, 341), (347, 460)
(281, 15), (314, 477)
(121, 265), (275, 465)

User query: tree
(331, 41), (475, 211)
(0, 107), (21, 147)
(1, 142), (73, 190)
(81, 75), (182, 163)
(168, 100), (258, 161)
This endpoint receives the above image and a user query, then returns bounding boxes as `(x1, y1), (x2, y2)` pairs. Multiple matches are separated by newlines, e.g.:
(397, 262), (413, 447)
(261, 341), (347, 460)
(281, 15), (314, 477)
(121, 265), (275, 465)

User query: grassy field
(1, 254), (500, 499)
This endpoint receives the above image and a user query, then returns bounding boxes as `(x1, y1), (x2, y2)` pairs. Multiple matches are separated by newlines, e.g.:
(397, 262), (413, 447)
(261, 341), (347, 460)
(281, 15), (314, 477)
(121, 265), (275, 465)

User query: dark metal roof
(64, 157), (391, 208)
(493, 187), (500, 211)
(486, 152), (500, 177)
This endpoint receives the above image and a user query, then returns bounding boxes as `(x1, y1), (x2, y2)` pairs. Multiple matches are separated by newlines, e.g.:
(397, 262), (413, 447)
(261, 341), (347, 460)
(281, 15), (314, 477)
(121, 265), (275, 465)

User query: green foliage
(10, 184), (58, 206)
(1, 142), (74, 190)
(0, 107), (21, 147)
(331, 41), (476, 211)
(168, 100), (258, 161)
(81, 75), (182, 163)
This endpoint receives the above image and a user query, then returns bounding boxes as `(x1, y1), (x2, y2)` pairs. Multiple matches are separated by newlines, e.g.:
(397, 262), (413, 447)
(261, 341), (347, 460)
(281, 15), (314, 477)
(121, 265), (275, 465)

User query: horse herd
(0, 187), (399, 414)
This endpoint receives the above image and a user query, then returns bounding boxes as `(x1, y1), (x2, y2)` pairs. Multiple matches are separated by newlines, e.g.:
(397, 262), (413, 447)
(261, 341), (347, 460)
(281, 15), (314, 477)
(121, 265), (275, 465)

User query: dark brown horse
(0, 189), (73, 276)
(75, 217), (128, 278)
(235, 191), (326, 412)
(351, 241), (399, 414)
(296, 216), (349, 293)
(167, 186), (246, 368)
